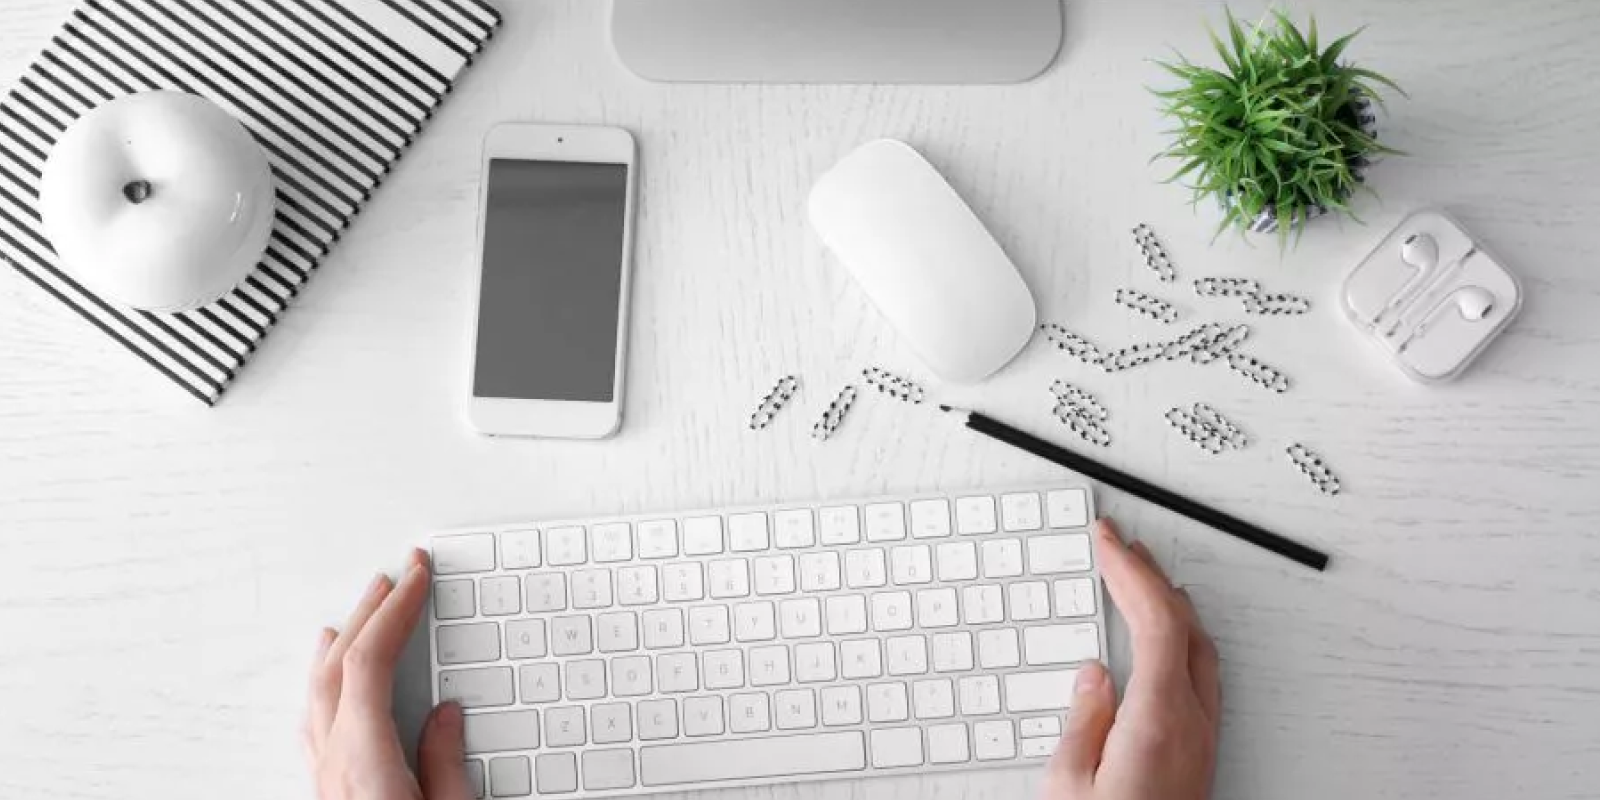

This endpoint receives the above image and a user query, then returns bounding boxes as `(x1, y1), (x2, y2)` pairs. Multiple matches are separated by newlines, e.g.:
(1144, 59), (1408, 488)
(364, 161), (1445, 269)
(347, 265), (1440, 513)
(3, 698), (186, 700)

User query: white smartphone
(466, 124), (637, 438)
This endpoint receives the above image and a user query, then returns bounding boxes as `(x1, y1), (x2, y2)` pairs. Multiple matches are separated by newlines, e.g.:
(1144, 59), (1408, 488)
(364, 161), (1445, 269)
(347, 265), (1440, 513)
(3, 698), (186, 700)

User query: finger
(1177, 588), (1221, 724)
(306, 627), (339, 746)
(1047, 662), (1117, 790)
(1129, 540), (1172, 584)
(419, 702), (473, 800)
(326, 572), (395, 669)
(1093, 519), (1189, 689)
(340, 551), (432, 713)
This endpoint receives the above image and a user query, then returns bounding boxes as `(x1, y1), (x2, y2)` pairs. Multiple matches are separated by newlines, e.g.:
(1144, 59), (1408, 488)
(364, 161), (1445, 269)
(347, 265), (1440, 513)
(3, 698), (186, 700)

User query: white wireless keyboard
(429, 485), (1106, 799)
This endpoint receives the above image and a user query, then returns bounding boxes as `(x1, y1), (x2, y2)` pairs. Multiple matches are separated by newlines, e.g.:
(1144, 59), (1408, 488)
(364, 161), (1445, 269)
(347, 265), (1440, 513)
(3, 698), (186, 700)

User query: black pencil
(940, 405), (1330, 572)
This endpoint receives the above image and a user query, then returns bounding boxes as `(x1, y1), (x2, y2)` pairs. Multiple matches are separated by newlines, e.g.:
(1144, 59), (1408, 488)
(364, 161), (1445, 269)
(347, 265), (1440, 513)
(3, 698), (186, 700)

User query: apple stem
(123, 180), (153, 204)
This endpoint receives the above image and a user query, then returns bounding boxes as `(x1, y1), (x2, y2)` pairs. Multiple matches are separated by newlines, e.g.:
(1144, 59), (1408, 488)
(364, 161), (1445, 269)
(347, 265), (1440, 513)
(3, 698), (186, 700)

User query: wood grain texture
(1, 0), (1597, 798)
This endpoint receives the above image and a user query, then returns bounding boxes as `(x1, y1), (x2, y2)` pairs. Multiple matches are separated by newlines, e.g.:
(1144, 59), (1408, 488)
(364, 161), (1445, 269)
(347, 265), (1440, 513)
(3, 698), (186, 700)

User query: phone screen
(474, 158), (629, 402)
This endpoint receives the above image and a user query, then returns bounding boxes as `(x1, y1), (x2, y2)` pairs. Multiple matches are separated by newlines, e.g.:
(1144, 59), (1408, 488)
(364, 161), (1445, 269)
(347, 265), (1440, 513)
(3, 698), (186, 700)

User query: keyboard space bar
(639, 732), (867, 787)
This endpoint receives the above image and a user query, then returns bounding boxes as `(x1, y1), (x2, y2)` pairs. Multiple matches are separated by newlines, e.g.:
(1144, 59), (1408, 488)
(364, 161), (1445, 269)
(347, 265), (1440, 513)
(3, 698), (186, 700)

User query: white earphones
(1374, 233), (1440, 327)
(1397, 285), (1496, 352)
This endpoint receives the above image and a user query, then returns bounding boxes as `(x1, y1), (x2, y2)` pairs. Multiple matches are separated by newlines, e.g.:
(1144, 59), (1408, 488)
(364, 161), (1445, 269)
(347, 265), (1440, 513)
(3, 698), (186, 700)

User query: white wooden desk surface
(2, 0), (1599, 798)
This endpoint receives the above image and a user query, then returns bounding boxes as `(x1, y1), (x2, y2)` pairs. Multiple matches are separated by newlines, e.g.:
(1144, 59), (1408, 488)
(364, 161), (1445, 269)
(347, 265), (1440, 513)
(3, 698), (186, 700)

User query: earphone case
(1342, 209), (1522, 384)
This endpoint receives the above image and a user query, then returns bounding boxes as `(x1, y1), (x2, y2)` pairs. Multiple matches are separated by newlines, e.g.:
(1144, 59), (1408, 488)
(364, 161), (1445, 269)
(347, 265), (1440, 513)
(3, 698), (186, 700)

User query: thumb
(419, 702), (473, 800)
(1047, 662), (1117, 792)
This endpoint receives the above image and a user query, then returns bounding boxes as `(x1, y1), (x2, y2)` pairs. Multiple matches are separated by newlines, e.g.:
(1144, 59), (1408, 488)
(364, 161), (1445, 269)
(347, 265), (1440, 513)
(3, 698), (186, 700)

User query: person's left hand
(305, 549), (471, 800)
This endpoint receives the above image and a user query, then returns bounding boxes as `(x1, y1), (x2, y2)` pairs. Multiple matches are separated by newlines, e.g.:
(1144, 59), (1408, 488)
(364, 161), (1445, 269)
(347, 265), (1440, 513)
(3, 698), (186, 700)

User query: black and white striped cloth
(0, 0), (500, 404)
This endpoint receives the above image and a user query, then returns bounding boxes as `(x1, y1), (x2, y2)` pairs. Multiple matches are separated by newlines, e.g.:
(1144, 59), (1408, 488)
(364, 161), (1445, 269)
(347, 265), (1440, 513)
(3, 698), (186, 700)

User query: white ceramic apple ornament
(39, 91), (275, 312)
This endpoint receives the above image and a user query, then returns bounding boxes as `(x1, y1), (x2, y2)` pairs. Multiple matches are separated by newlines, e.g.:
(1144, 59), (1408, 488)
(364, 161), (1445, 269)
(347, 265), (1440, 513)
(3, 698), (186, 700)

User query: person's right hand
(1042, 518), (1221, 800)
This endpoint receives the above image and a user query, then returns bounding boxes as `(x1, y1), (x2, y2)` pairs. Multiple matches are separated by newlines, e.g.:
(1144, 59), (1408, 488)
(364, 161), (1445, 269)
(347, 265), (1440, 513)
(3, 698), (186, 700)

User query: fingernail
(367, 572), (390, 593)
(412, 547), (430, 569)
(1075, 662), (1107, 693)
(438, 701), (462, 729)
(1094, 519), (1122, 545)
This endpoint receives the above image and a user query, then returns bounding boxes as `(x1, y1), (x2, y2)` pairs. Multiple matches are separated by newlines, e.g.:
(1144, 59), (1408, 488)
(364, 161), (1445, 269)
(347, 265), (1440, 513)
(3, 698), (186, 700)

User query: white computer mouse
(809, 139), (1036, 384)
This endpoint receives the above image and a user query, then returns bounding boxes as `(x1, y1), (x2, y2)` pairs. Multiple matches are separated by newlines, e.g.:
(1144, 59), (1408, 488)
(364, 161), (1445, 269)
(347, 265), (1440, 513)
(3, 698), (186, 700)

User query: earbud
(1374, 233), (1440, 328)
(1397, 286), (1496, 352)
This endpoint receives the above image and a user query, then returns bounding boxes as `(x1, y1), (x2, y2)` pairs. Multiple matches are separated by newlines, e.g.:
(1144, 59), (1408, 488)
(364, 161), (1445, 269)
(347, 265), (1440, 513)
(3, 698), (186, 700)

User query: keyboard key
(799, 552), (842, 592)
(1054, 577), (1099, 617)
(535, 753), (578, 795)
(641, 608), (685, 649)
(1022, 737), (1056, 758)
(1000, 492), (1044, 531)
(909, 499), (952, 539)
(479, 576), (521, 616)
(708, 559), (751, 599)
(637, 698), (678, 740)
(524, 574), (566, 613)
(885, 635), (928, 676)
(890, 545), (932, 584)
(682, 696), (725, 736)
(824, 594), (868, 635)
(954, 496), (997, 534)
(489, 755), (531, 797)
(544, 527), (586, 567)
(776, 688), (818, 729)
(467, 759), (485, 799)
(434, 579), (475, 620)
(754, 555), (797, 595)
(961, 584), (1004, 625)
(597, 611), (639, 653)
(549, 616), (593, 656)
(1024, 623), (1102, 665)
(841, 639), (883, 679)
(564, 660), (606, 701)
(734, 601), (777, 641)
(661, 563), (705, 602)
(869, 727), (923, 768)
(749, 645), (790, 686)
(773, 509), (816, 548)
(915, 588), (959, 628)
(819, 506), (861, 545)
(780, 597), (822, 638)
(703, 649), (744, 689)
(927, 723), (970, 764)
(931, 631), (974, 672)
(934, 542), (978, 581)
(866, 681), (909, 722)
(617, 565), (659, 606)
(437, 623), (501, 665)
(465, 710), (540, 754)
(683, 516), (724, 556)
(795, 641), (837, 682)
(981, 538), (1024, 578)
(504, 619), (547, 660)
(844, 549), (887, 588)
(1004, 669), (1079, 712)
(974, 720), (1017, 761)
(1009, 581), (1051, 621)
(1028, 533), (1093, 574)
(637, 520), (679, 559)
(958, 675), (1001, 715)
(728, 513), (770, 552)
(656, 652), (699, 693)
(977, 629), (1021, 668)
(591, 523), (633, 563)
(545, 706), (586, 746)
(499, 530), (540, 570)
(434, 534), (496, 575)
(639, 732), (866, 787)
(864, 502), (907, 541)
(1020, 717), (1062, 738)
(870, 591), (913, 631)
(610, 655), (653, 696)
(688, 606), (730, 645)
(440, 667), (514, 708)
(1046, 489), (1090, 528)
(571, 569), (613, 610)
(729, 692), (771, 732)
(912, 678), (956, 719)
(821, 685), (863, 726)
(582, 749), (636, 791)
(590, 702), (633, 744)
(518, 664), (559, 703)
